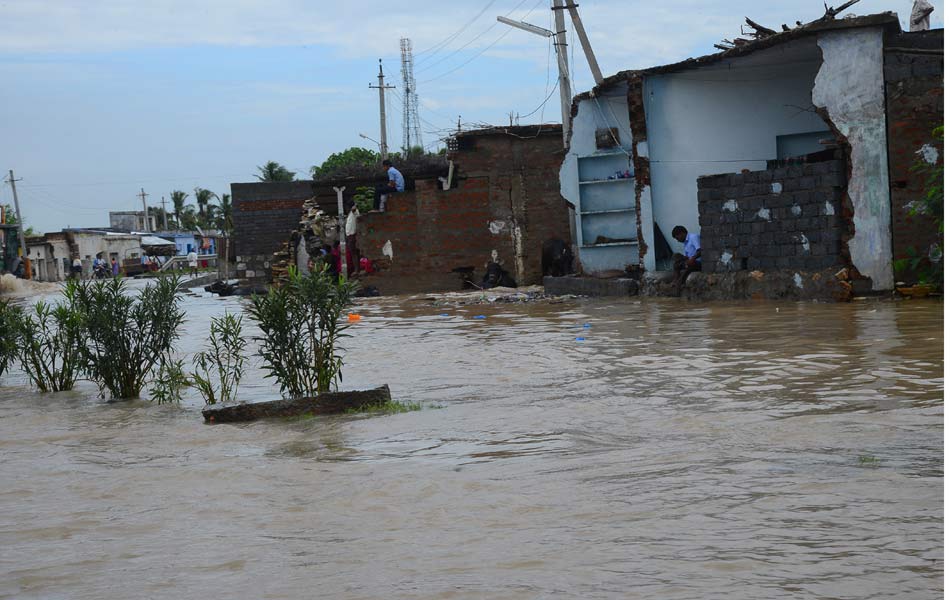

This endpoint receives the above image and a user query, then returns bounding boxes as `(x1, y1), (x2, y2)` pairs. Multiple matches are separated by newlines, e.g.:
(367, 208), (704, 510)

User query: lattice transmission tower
(399, 38), (423, 153)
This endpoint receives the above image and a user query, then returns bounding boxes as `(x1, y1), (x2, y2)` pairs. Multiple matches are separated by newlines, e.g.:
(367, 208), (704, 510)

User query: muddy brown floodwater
(0, 283), (943, 599)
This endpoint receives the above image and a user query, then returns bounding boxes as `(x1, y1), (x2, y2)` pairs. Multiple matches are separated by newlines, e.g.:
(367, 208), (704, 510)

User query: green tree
(217, 193), (234, 233)
(310, 147), (379, 179)
(179, 206), (199, 231)
(194, 187), (218, 220)
(256, 161), (296, 182)
(170, 190), (189, 229)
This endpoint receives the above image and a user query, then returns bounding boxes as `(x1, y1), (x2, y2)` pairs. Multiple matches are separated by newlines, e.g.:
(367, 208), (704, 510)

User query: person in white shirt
(345, 203), (360, 269)
(671, 225), (701, 286)
(187, 249), (198, 276)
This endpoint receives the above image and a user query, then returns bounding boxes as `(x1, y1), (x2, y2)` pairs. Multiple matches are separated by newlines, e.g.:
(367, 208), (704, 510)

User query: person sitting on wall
(373, 159), (405, 212)
(671, 225), (701, 286)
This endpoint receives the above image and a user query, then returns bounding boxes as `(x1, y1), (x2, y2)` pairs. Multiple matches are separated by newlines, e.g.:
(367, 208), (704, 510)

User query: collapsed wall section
(813, 27), (893, 290)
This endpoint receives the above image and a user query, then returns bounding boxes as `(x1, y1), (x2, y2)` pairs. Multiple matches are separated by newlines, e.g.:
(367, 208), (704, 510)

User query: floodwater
(0, 282), (943, 599)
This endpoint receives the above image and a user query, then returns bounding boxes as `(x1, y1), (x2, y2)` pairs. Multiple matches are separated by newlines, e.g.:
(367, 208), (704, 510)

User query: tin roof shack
(232, 125), (571, 293)
(563, 12), (938, 300)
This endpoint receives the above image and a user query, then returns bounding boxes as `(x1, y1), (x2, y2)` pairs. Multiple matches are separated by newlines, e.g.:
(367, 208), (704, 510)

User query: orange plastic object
(348, 314), (362, 322)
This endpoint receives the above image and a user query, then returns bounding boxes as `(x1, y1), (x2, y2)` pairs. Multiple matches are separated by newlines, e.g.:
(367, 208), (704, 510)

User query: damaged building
(560, 12), (943, 300)
(231, 124), (571, 294)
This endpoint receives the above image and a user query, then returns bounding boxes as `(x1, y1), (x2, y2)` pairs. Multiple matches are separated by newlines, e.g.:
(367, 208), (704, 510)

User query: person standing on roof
(374, 159), (404, 212)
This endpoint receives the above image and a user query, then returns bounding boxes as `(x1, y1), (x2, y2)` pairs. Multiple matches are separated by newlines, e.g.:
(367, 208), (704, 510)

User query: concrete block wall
(231, 181), (315, 279)
(884, 31), (943, 283)
(697, 160), (846, 273)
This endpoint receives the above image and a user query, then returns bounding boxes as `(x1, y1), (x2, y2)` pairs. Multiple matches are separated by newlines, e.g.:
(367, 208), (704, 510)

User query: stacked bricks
(697, 160), (846, 273)
(884, 29), (943, 281)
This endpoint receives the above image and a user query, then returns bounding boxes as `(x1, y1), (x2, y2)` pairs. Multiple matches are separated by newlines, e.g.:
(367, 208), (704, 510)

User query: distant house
(561, 13), (942, 297)
(109, 211), (157, 233)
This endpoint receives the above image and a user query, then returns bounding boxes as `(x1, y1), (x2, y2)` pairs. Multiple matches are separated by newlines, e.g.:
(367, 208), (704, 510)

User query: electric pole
(6, 170), (26, 261)
(159, 195), (169, 231)
(138, 188), (150, 232)
(551, 0), (572, 147)
(564, 3), (603, 84)
(369, 59), (395, 159)
(497, 0), (575, 147)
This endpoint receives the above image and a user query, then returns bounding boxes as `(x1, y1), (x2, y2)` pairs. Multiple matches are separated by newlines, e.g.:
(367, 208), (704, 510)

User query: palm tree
(217, 193), (234, 233)
(255, 161), (296, 182)
(193, 187), (218, 221)
(170, 190), (189, 229)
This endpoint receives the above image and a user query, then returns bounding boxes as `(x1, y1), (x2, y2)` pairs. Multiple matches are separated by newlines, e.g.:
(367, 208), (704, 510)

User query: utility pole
(6, 170), (27, 262)
(159, 195), (169, 231)
(564, 3), (603, 84)
(551, 0), (572, 147)
(498, 1), (572, 147)
(369, 59), (395, 159)
(138, 188), (150, 232)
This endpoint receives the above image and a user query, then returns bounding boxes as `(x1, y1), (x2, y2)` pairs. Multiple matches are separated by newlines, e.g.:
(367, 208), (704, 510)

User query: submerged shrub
(191, 312), (247, 405)
(0, 300), (23, 380)
(16, 297), (86, 392)
(247, 266), (356, 398)
(151, 356), (190, 405)
(73, 275), (185, 399)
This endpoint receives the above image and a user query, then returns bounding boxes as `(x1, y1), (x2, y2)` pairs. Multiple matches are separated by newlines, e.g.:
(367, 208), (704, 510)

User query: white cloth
(911, 0), (933, 31)
(187, 251), (198, 267)
(345, 208), (360, 236)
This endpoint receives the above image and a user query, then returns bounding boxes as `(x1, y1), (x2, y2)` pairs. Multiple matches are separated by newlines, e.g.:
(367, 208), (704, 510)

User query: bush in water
(73, 275), (185, 400)
(247, 266), (356, 398)
(151, 356), (190, 405)
(0, 300), (23, 380)
(191, 312), (247, 405)
(14, 292), (86, 392)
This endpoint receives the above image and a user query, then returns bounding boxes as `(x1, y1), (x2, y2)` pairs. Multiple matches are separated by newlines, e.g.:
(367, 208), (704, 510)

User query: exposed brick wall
(358, 178), (493, 293)
(884, 30), (943, 283)
(448, 130), (570, 284)
(697, 160), (846, 272)
(231, 181), (315, 278)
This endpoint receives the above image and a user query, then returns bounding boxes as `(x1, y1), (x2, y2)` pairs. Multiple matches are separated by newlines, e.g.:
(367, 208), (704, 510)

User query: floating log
(202, 385), (392, 424)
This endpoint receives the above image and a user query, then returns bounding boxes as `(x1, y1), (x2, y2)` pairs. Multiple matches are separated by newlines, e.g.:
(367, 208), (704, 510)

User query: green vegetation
(857, 455), (881, 467)
(0, 300), (21, 379)
(310, 147), (379, 179)
(191, 313), (247, 405)
(894, 125), (943, 288)
(73, 275), (185, 399)
(9, 296), (86, 392)
(256, 161), (296, 182)
(247, 266), (356, 398)
(345, 399), (423, 414)
(152, 356), (190, 405)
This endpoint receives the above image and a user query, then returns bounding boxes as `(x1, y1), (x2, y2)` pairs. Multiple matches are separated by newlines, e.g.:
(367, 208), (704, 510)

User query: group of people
(86, 255), (119, 279)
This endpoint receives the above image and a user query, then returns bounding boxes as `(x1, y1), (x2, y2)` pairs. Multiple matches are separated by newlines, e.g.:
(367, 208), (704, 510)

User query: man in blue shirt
(374, 159), (405, 211)
(671, 225), (701, 286)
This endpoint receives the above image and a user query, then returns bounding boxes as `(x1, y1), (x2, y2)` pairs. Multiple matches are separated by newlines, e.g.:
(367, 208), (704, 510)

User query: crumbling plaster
(813, 27), (893, 290)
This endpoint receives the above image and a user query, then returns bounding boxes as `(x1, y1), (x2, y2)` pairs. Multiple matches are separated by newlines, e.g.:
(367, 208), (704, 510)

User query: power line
(420, 0), (545, 85)
(415, 0), (499, 62)
(416, 0), (531, 75)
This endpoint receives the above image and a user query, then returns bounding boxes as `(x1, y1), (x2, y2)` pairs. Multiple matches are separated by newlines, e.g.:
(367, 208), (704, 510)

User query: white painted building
(560, 13), (900, 290)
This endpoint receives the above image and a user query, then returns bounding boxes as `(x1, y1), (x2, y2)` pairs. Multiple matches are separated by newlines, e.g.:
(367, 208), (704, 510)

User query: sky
(0, 0), (943, 233)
